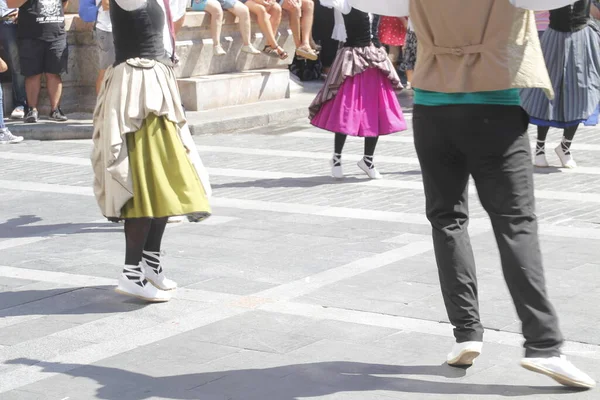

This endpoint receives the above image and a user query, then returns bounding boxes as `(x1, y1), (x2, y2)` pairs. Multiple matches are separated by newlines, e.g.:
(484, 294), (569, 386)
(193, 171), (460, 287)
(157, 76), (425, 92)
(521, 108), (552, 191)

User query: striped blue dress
(521, 6), (600, 128)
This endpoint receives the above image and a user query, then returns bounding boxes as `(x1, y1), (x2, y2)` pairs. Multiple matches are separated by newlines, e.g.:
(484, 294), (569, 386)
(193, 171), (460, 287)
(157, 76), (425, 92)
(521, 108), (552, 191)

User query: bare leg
(268, 2), (282, 40)
(96, 69), (106, 95)
(229, 2), (252, 45)
(45, 73), (63, 110)
(245, 1), (278, 48)
(205, 0), (224, 47)
(300, 0), (314, 48)
(25, 74), (42, 109)
(282, 0), (301, 48)
(174, 15), (185, 35)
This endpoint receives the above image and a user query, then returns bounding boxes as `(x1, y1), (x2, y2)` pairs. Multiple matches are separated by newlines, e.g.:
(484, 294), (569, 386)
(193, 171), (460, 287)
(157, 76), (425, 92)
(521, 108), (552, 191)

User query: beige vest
(409, 0), (554, 98)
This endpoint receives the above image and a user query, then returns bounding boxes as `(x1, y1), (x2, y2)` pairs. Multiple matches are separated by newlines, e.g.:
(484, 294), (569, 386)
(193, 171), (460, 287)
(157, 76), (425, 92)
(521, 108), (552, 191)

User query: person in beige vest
(350, 0), (595, 389)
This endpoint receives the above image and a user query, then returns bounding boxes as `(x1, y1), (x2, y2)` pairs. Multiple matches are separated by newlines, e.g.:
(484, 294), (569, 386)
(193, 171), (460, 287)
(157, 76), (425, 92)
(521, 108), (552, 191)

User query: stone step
(7, 12), (297, 113)
(178, 68), (291, 111)
(3, 87), (317, 140)
(64, 11), (294, 81)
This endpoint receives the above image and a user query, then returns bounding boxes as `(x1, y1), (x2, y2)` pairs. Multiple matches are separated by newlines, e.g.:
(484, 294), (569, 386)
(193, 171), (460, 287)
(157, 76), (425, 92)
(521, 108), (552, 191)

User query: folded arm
(6, 0), (27, 8)
(347, 0), (577, 17)
(509, 0), (576, 10)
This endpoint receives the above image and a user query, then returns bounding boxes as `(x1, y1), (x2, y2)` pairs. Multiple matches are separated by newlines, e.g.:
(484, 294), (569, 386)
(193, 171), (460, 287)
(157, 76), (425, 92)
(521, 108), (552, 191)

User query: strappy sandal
(263, 45), (289, 60)
(262, 45), (280, 58)
(275, 46), (289, 60)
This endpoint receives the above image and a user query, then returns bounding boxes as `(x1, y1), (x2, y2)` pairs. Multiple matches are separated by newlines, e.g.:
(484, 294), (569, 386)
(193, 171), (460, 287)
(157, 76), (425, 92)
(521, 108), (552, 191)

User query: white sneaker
(0, 129), (24, 144)
(521, 355), (596, 389)
(357, 157), (382, 179)
(330, 154), (343, 179)
(115, 265), (171, 302)
(534, 153), (549, 168)
(142, 250), (178, 291)
(10, 106), (25, 119)
(241, 44), (261, 55)
(168, 216), (185, 223)
(555, 144), (577, 169)
(447, 341), (483, 366)
(213, 44), (227, 56)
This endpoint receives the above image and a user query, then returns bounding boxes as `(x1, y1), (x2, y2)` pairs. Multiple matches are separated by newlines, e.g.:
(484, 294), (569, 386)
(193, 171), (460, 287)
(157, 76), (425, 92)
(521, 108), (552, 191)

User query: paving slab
(1, 117), (599, 399)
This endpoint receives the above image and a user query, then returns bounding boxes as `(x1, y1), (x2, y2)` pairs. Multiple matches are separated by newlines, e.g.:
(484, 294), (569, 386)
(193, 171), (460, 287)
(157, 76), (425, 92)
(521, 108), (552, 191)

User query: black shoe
(49, 107), (68, 122)
(24, 109), (39, 123)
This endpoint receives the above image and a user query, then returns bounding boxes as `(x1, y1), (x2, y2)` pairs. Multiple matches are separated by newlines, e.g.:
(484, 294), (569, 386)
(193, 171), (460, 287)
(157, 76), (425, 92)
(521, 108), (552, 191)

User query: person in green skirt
(91, 0), (212, 302)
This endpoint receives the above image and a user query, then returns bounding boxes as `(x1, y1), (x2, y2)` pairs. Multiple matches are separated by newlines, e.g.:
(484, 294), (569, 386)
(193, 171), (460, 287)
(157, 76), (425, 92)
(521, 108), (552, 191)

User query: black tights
(536, 125), (578, 155)
(124, 217), (168, 266)
(334, 133), (379, 157)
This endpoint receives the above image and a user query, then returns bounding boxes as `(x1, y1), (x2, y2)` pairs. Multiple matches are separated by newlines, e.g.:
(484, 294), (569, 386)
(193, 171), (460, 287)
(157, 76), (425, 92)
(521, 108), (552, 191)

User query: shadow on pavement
(0, 287), (148, 315)
(5, 358), (579, 399)
(212, 176), (386, 189)
(0, 215), (122, 239)
(533, 166), (566, 174)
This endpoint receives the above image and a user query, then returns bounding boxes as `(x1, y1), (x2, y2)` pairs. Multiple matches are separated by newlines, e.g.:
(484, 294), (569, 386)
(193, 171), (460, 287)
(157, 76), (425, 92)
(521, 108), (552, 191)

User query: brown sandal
(262, 45), (280, 58)
(275, 46), (289, 60)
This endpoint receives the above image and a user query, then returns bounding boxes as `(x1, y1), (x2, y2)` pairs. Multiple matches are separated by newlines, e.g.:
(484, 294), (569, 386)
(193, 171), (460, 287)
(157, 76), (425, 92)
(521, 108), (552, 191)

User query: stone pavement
(0, 116), (599, 399)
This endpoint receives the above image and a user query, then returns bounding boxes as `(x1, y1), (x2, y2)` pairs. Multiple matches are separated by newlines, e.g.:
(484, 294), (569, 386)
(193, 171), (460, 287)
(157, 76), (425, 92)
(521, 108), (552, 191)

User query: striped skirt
(521, 24), (600, 127)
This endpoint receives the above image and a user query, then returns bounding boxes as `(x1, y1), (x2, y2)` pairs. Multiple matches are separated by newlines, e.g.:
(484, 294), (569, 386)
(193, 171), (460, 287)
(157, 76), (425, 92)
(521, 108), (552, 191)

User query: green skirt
(120, 114), (211, 220)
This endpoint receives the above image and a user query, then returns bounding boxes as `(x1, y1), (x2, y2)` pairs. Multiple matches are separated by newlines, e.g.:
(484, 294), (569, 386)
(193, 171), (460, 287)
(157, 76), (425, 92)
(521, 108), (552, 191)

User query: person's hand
(287, 0), (300, 7)
(6, 9), (18, 22)
(101, 0), (109, 10)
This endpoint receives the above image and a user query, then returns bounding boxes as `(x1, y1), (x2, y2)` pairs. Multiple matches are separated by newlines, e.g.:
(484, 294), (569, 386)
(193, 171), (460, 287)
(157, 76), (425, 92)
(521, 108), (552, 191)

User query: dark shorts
(19, 37), (68, 77)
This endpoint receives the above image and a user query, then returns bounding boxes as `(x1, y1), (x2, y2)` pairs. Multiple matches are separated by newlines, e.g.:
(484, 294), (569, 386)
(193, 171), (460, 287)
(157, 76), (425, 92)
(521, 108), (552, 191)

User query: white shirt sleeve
(114, 0), (146, 11)
(170, 0), (187, 21)
(321, 0), (352, 14)
(332, 9), (348, 41)
(348, 0), (409, 17)
(348, 0), (575, 15)
(509, 0), (576, 10)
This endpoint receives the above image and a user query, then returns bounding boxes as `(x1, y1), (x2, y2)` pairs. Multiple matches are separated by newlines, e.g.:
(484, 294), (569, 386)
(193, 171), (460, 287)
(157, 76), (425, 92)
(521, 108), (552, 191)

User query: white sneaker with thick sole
(115, 265), (171, 302)
(357, 158), (382, 179)
(534, 153), (549, 168)
(521, 355), (595, 389)
(0, 129), (24, 144)
(142, 250), (178, 291)
(447, 341), (483, 366)
(555, 144), (577, 169)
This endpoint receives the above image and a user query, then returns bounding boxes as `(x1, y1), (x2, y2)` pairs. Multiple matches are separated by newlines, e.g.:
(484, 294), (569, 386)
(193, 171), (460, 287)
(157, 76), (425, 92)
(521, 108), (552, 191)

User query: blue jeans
(0, 83), (6, 129)
(0, 22), (27, 109)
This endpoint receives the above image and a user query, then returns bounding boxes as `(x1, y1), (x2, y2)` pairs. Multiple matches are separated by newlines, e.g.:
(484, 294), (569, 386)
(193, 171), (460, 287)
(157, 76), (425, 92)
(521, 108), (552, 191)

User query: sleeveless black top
(342, 8), (381, 48)
(549, 0), (591, 32)
(110, 0), (171, 66)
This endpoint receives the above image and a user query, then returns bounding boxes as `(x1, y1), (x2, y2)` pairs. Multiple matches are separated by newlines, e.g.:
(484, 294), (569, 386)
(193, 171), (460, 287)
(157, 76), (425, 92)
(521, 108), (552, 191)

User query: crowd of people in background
(0, 0), (322, 144)
(0, 0), (69, 144)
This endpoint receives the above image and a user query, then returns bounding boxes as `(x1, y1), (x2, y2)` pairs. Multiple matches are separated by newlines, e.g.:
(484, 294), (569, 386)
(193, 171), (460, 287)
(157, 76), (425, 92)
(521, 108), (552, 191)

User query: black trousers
(413, 104), (563, 358)
(312, 0), (339, 68)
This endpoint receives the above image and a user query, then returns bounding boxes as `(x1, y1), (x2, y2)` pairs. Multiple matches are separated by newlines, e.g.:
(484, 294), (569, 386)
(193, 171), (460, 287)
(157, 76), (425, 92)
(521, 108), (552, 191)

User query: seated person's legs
(224, 0), (261, 53)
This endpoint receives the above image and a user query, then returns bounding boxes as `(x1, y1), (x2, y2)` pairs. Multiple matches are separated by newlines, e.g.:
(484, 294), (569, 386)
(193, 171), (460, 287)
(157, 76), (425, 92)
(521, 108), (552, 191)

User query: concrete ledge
(5, 87), (415, 140)
(5, 93), (315, 141)
(178, 68), (291, 111)
(0, 12), (296, 114)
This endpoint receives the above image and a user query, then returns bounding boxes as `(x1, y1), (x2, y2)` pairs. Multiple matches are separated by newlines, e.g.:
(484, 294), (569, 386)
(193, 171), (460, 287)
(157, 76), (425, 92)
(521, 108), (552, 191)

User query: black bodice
(342, 8), (381, 48)
(110, 0), (170, 65)
(549, 0), (591, 32)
